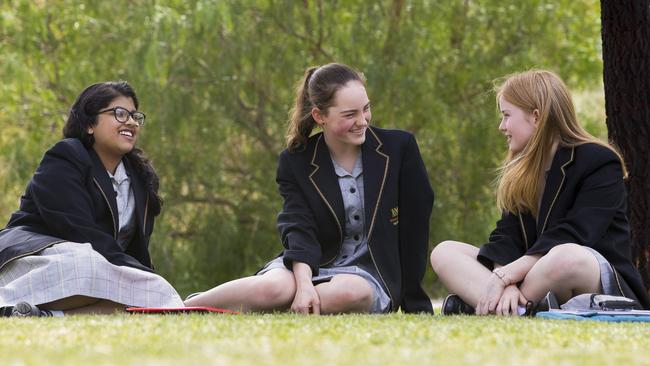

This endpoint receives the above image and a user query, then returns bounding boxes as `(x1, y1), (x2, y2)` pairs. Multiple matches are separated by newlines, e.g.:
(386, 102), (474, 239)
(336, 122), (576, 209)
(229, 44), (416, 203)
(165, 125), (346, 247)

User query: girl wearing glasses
(186, 63), (434, 314)
(0, 81), (183, 316)
(430, 70), (650, 315)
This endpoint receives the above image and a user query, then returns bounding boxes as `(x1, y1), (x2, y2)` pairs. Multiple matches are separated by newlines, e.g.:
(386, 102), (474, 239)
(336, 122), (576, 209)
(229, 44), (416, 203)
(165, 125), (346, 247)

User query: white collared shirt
(107, 161), (136, 251)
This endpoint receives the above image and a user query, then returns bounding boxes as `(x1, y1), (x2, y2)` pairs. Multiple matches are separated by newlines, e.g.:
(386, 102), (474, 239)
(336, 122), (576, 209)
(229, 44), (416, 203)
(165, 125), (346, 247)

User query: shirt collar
(107, 160), (129, 185)
(331, 152), (363, 178)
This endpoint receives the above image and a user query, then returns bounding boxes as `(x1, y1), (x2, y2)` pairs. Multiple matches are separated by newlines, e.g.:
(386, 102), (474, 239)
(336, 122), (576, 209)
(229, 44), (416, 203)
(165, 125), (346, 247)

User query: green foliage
(2, 314), (650, 365)
(0, 0), (604, 296)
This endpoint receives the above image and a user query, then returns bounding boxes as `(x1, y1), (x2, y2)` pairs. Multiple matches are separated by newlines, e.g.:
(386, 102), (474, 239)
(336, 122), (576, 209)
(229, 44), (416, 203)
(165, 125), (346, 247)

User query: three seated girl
(1, 65), (647, 316)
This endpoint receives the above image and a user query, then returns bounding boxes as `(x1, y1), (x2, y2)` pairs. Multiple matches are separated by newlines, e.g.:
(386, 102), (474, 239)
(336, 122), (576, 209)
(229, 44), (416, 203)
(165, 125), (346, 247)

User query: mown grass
(2, 313), (650, 365)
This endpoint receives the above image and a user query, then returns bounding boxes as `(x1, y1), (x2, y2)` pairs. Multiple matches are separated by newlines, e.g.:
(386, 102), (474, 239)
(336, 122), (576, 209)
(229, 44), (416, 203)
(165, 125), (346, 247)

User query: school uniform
(478, 143), (650, 309)
(260, 126), (434, 313)
(0, 138), (182, 308)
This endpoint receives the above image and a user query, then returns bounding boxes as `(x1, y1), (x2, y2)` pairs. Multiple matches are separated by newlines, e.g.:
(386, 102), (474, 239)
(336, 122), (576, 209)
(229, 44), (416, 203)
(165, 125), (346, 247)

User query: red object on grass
(126, 306), (239, 314)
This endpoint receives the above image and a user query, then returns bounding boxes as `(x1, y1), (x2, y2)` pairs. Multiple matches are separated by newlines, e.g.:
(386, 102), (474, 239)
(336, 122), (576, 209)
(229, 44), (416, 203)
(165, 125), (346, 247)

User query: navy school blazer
(0, 138), (156, 273)
(275, 126), (434, 313)
(478, 143), (650, 309)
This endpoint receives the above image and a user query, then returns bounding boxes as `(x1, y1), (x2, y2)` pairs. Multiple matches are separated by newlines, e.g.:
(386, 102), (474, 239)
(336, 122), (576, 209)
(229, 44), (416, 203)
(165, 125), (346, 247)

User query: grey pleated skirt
(0, 241), (183, 308)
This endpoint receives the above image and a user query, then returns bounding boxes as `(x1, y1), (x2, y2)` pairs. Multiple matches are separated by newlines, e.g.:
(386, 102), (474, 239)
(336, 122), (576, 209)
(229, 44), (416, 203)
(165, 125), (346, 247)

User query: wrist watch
(492, 268), (509, 286)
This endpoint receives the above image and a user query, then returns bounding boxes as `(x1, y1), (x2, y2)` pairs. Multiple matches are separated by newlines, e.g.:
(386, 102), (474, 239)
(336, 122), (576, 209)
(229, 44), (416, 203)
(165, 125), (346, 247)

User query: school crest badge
(390, 207), (399, 226)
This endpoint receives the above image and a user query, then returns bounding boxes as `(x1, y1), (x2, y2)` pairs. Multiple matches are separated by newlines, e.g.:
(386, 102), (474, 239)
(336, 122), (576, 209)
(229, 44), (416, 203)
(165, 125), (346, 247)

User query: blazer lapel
(309, 134), (346, 241)
(518, 212), (536, 251)
(537, 145), (575, 235)
(123, 157), (146, 236)
(88, 149), (119, 238)
(362, 127), (389, 241)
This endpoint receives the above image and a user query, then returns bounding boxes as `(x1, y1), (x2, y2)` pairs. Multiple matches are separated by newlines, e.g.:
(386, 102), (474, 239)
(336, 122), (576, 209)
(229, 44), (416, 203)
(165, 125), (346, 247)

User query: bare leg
(40, 295), (125, 315)
(519, 244), (601, 303)
(430, 240), (493, 307)
(184, 268), (296, 312)
(315, 274), (374, 314)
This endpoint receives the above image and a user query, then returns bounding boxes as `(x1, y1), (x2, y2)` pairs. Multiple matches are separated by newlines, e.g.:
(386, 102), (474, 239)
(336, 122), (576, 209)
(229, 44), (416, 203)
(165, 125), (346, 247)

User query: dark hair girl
(0, 81), (181, 317)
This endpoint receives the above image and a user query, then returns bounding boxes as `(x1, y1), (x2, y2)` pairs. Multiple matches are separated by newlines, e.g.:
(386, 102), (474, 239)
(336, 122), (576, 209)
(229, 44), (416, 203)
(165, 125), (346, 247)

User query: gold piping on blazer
(540, 147), (575, 233)
(364, 127), (394, 308)
(306, 128), (395, 307)
(308, 134), (343, 266)
(518, 213), (529, 250)
(143, 196), (149, 236)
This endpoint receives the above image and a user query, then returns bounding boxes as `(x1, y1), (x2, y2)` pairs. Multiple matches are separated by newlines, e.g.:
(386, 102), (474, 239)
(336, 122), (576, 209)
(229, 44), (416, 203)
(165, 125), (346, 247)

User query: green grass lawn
(2, 313), (650, 365)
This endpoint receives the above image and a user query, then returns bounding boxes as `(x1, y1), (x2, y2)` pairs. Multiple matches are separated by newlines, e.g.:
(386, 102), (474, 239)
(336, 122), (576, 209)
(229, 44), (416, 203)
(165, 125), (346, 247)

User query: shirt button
(349, 187), (356, 193)
(354, 235), (360, 241)
(354, 215), (360, 220)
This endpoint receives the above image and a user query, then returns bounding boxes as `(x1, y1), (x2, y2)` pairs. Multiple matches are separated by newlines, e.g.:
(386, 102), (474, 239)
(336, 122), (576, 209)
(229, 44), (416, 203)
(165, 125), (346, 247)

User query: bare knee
(335, 286), (372, 310)
(537, 244), (595, 281)
(430, 240), (467, 272)
(252, 274), (296, 305)
(320, 277), (373, 314)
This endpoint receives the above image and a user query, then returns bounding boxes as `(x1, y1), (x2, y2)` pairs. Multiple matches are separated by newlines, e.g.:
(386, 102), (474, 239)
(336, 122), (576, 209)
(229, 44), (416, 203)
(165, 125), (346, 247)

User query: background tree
(601, 0), (650, 292)
(0, 0), (605, 296)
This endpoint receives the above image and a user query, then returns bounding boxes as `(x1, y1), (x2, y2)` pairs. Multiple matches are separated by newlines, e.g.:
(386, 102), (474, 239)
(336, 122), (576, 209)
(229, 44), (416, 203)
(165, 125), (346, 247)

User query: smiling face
(88, 95), (140, 170)
(313, 81), (371, 153)
(498, 95), (538, 154)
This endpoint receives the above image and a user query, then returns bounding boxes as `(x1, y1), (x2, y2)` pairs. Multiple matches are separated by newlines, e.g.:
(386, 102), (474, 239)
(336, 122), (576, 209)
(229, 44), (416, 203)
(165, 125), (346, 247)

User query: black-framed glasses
(96, 107), (146, 126)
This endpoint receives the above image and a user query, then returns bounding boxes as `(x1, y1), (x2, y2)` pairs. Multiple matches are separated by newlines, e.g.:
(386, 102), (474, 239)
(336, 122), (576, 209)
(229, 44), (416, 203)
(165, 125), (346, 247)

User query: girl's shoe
(11, 302), (54, 317)
(0, 306), (14, 317)
(441, 294), (475, 315)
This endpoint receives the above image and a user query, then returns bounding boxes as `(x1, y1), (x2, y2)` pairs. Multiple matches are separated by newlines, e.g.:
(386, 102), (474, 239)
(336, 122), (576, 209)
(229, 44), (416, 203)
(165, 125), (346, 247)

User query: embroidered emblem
(390, 207), (399, 226)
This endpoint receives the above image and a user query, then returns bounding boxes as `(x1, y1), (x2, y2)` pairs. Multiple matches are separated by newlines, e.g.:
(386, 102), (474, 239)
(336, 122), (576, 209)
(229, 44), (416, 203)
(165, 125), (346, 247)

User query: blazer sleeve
(29, 141), (153, 272)
(525, 154), (625, 256)
(398, 134), (434, 313)
(276, 152), (322, 274)
(477, 212), (527, 269)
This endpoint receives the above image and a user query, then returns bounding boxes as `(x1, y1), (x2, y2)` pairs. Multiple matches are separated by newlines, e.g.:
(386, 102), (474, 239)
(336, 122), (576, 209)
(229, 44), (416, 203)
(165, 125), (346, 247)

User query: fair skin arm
(476, 255), (540, 315)
(291, 262), (321, 315)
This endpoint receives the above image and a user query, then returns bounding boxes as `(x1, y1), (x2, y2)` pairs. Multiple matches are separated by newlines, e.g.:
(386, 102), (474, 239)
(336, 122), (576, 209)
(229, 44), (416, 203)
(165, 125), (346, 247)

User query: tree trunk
(601, 0), (650, 292)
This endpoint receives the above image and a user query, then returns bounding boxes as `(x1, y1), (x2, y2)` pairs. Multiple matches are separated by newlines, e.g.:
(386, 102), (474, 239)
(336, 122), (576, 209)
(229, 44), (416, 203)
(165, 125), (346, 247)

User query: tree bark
(601, 0), (650, 291)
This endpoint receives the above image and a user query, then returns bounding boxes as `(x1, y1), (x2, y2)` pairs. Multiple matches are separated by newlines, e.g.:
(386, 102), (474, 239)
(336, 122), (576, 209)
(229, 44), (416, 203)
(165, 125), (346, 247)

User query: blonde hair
(494, 69), (626, 216)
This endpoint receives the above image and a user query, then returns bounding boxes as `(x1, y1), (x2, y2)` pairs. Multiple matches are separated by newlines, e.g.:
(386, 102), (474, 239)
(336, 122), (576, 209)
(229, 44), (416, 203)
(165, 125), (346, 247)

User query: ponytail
(286, 67), (319, 151)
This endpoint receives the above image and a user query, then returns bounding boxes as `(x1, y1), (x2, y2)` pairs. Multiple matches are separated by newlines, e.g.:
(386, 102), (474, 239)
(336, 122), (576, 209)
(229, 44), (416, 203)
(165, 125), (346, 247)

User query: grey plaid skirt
(0, 241), (183, 307)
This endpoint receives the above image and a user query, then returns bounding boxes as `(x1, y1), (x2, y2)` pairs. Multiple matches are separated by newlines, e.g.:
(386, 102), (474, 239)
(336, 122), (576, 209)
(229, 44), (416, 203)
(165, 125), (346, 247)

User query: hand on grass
(291, 261), (320, 315)
(291, 284), (321, 315)
(495, 285), (527, 316)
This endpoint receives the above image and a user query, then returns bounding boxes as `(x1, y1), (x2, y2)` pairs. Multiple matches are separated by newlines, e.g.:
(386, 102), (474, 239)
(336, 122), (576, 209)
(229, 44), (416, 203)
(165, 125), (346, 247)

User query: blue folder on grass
(537, 310), (650, 322)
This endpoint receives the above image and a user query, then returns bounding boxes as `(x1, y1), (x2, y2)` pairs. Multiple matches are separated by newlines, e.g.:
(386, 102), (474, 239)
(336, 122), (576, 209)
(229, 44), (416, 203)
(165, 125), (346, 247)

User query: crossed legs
(430, 240), (602, 308)
(184, 268), (374, 314)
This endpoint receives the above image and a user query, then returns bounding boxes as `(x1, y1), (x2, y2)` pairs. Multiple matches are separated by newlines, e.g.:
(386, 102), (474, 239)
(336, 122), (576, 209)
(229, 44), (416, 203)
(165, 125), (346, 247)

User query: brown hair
(286, 63), (365, 151)
(494, 69), (625, 216)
